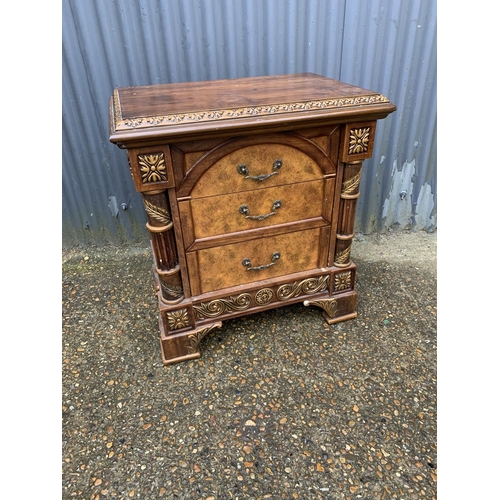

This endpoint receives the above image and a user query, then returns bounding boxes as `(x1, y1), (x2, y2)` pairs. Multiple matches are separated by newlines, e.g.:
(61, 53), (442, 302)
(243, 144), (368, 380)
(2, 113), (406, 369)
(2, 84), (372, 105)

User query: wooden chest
(109, 73), (396, 365)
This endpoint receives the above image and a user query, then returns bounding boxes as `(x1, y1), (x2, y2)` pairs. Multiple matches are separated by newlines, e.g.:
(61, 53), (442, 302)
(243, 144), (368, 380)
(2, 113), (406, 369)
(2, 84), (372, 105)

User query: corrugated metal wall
(62, 0), (436, 247)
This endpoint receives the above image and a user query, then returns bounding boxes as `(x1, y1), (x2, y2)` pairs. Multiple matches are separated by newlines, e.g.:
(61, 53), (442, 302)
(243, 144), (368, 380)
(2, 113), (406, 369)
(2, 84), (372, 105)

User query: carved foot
(159, 322), (222, 365)
(303, 296), (357, 324)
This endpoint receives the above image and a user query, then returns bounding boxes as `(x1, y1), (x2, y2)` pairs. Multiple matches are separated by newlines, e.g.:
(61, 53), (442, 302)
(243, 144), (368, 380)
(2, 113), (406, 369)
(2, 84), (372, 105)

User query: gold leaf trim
(114, 94), (390, 130)
(160, 281), (184, 299)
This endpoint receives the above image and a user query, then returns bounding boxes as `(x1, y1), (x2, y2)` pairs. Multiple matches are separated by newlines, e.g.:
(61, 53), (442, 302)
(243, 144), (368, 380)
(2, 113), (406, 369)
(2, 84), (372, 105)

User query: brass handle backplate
(237, 158), (282, 181)
(242, 252), (281, 271)
(239, 200), (282, 221)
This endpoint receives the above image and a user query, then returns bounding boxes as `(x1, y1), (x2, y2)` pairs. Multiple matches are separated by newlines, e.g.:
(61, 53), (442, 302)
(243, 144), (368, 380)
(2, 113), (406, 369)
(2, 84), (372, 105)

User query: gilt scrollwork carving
(194, 294), (252, 319)
(277, 275), (329, 301)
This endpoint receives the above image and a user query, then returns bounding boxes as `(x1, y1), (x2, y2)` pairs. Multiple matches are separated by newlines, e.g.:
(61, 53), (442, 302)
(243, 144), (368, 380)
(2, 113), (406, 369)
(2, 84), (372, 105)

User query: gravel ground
(62, 230), (437, 500)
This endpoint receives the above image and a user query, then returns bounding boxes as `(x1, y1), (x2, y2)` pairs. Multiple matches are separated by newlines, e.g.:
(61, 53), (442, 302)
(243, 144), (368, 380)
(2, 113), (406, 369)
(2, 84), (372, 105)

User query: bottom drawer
(189, 227), (325, 294)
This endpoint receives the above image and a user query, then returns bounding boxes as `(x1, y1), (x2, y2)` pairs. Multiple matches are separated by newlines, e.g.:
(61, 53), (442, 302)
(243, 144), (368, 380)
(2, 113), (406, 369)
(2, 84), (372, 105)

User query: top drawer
(176, 134), (336, 199)
(191, 143), (322, 197)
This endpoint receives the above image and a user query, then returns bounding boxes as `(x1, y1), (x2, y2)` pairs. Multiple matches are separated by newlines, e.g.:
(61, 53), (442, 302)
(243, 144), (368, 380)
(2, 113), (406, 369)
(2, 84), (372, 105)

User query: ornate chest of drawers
(109, 73), (396, 365)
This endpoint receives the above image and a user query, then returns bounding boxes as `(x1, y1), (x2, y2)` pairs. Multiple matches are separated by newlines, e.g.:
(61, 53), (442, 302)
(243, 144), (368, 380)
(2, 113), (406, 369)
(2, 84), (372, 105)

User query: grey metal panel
(62, 0), (436, 246)
(340, 0), (437, 232)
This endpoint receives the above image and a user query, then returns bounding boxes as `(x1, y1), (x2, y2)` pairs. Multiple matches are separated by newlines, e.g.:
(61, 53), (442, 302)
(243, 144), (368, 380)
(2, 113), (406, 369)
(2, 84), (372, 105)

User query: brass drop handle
(237, 158), (282, 181)
(239, 200), (282, 221)
(242, 252), (281, 271)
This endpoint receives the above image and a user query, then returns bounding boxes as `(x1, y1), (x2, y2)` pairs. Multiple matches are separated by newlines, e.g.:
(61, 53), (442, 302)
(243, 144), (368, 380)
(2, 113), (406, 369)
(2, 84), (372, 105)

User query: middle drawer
(183, 179), (326, 240)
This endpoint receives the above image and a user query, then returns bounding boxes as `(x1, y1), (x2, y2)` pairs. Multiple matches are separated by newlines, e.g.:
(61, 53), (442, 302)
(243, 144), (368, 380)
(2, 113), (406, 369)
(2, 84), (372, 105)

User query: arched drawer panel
(177, 133), (336, 199)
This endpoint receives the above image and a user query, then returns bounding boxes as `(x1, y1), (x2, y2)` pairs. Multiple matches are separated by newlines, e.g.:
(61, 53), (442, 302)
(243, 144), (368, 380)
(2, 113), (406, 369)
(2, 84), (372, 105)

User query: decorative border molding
(113, 90), (390, 131)
(193, 275), (330, 320)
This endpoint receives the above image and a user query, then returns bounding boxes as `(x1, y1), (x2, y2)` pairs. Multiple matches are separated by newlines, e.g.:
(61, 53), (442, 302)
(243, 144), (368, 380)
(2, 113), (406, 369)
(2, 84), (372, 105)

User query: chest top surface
(109, 73), (396, 144)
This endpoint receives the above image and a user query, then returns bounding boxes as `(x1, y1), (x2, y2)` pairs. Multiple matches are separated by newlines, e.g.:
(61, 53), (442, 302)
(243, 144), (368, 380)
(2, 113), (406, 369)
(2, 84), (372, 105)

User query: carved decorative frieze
(277, 275), (329, 301)
(166, 308), (190, 330)
(348, 127), (370, 155)
(194, 294), (252, 319)
(138, 153), (167, 183)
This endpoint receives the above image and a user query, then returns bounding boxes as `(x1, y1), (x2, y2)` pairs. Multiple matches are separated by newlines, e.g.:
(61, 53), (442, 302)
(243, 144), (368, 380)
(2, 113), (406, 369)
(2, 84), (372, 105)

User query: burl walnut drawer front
(185, 179), (327, 241)
(188, 227), (325, 294)
(187, 140), (330, 199)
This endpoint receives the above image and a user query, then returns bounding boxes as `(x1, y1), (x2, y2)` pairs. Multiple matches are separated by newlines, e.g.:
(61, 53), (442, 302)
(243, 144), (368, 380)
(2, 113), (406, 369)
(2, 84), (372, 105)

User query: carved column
(334, 160), (362, 267)
(142, 190), (184, 304)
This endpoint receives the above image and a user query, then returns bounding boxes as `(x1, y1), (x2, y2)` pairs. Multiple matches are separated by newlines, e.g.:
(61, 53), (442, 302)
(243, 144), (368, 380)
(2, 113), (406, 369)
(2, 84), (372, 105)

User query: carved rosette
(348, 127), (370, 155)
(255, 288), (274, 305)
(138, 153), (168, 183)
(334, 271), (352, 291)
(166, 308), (190, 330)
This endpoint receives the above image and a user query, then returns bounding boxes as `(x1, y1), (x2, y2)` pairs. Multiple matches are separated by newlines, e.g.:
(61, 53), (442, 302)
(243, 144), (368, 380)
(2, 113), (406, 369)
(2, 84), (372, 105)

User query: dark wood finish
(109, 73), (396, 364)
